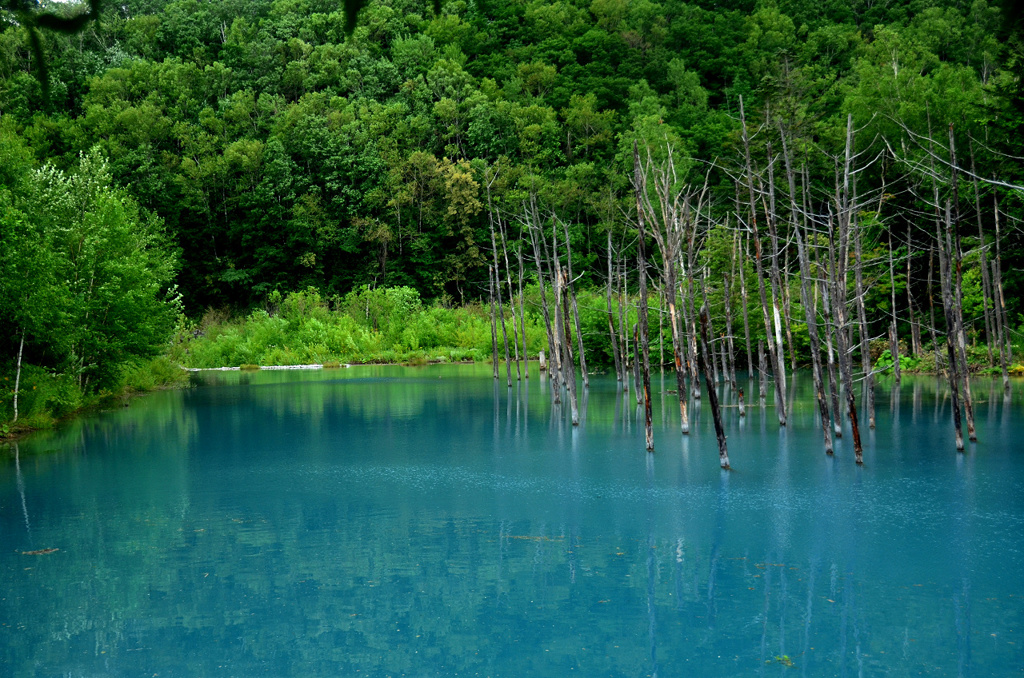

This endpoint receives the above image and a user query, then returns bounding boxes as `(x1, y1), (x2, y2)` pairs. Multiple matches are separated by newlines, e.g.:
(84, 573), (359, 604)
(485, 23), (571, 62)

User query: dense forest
(2, 0), (1023, 436)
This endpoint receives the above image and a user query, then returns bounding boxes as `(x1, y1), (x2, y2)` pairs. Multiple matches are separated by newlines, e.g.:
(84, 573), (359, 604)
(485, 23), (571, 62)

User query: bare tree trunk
(782, 247), (796, 373)
(927, 243), (942, 370)
(620, 265), (630, 393)
(758, 340), (767, 406)
(887, 233), (901, 386)
(488, 225), (512, 388)
(558, 269), (580, 425)
(561, 219), (588, 388)
(725, 234), (738, 388)
(528, 212), (560, 402)
(764, 135), (789, 413)
(498, 216), (521, 380)
(739, 232), (754, 376)
(666, 264), (690, 434)
(834, 114), (863, 464)
(855, 229), (876, 429)
(993, 197), (1011, 395)
(947, 129), (977, 442)
(907, 223), (922, 356)
(633, 141), (654, 451)
(819, 234), (843, 438)
(13, 327), (25, 423)
(517, 235), (528, 377)
(796, 225), (834, 454)
(699, 304), (730, 469)
(969, 142), (995, 367)
(489, 265), (499, 380)
(939, 204), (966, 452)
(633, 323), (643, 406)
(607, 231), (624, 383)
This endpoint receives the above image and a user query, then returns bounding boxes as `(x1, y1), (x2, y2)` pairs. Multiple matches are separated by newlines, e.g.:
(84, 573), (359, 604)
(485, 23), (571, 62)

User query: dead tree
(796, 223), (834, 454)
(633, 141), (655, 451)
(699, 304), (731, 469)
(831, 114), (863, 464)
(939, 202), (966, 451)
(946, 127), (977, 442)
(485, 173), (512, 388)
(633, 143), (695, 435)
(606, 230), (624, 384)
(525, 200), (561, 402)
(854, 227), (876, 429)
(559, 216), (589, 388)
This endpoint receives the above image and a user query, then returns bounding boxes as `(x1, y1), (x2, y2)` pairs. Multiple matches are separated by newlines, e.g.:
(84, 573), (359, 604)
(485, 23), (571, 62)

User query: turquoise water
(2, 365), (1023, 676)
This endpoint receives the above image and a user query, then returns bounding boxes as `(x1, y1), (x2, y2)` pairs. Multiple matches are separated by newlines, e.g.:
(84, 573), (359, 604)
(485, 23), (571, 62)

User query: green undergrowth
(874, 339), (1024, 376)
(170, 286), (549, 368)
(1, 355), (189, 439)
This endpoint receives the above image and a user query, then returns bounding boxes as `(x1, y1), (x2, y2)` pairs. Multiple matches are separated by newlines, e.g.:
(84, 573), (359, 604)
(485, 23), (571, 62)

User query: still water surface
(2, 365), (1023, 676)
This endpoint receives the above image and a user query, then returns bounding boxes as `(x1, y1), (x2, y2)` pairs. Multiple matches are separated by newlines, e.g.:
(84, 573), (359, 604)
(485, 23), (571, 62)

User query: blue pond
(2, 364), (1023, 676)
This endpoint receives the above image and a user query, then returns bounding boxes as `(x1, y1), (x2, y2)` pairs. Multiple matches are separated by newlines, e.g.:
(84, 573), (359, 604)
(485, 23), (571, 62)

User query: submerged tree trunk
(819, 236), (843, 438)
(633, 142), (654, 451)
(699, 304), (730, 469)
(946, 130), (977, 443)
(558, 269), (580, 425)
(939, 204), (966, 452)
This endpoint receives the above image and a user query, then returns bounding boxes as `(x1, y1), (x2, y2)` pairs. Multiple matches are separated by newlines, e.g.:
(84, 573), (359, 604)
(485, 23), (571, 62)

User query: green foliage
(170, 287), (544, 368)
(874, 348), (923, 374)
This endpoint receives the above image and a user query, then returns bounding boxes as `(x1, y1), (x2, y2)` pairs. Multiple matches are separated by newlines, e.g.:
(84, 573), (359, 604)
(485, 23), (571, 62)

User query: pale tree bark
(497, 215), (521, 380)
(526, 204), (561, 402)
(819, 227), (844, 438)
(854, 228), (876, 429)
(739, 232), (754, 377)
(13, 328), (25, 423)
(488, 265), (499, 380)
(887, 231), (901, 386)
(548, 225), (578, 422)
(763, 134), (789, 407)
(993, 197), (1011, 395)
(907, 223), (923, 356)
(559, 217), (588, 388)
(606, 231), (624, 384)
(486, 178), (512, 388)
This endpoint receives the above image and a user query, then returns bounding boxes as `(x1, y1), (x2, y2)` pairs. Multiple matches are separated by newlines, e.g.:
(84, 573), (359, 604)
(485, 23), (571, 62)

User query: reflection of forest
(1, 368), (1022, 675)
